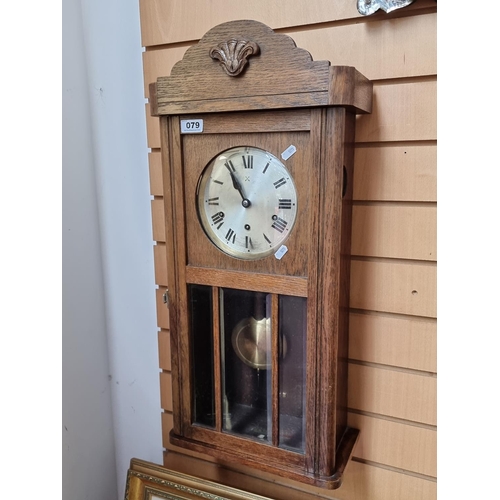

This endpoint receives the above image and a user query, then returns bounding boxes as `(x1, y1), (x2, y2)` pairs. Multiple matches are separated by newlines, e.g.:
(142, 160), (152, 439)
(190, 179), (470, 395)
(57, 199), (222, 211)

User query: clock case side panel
(159, 115), (192, 439)
(309, 107), (358, 486)
(337, 110), (356, 460)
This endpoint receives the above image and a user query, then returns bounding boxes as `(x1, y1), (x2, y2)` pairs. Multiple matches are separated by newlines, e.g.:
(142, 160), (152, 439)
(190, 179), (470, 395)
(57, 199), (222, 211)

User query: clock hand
(229, 169), (243, 194)
(228, 169), (251, 208)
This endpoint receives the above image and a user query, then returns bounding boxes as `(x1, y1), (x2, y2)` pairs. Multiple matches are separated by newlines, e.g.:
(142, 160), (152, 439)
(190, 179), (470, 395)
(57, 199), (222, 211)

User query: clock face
(197, 146), (298, 260)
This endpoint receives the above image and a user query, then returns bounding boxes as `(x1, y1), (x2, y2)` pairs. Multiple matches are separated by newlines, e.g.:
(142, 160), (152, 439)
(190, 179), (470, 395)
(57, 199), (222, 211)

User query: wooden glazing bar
(212, 286), (222, 432)
(271, 293), (279, 447)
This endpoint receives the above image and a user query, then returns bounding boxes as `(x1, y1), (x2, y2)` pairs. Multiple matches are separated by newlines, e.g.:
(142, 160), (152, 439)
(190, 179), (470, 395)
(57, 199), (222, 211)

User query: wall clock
(150, 20), (372, 489)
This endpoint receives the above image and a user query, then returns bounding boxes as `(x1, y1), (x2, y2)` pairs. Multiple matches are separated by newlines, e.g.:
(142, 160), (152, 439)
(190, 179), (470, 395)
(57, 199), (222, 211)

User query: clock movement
(150, 19), (372, 489)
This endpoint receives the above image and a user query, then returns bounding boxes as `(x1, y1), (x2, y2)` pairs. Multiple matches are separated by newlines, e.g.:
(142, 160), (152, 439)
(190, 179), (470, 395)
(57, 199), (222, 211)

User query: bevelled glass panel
(220, 288), (272, 442)
(279, 295), (307, 452)
(189, 284), (215, 428)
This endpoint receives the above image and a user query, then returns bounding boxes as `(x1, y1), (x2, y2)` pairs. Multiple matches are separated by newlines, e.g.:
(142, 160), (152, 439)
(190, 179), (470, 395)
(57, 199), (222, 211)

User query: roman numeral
(207, 197), (219, 205)
(211, 212), (225, 230)
(262, 162), (270, 174)
(272, 217), (288, 233)
(242, 155), (253, 169)
(273, 178), (287, 189)
(225, 228), (236, 243)
(225, 160), (235, 172)
(211, 212), (224, 225)
(213, 179), (224, 185)
(263, 233), (271, 244)
(279, 199), (292, 209)
(245, 236), (253, 249)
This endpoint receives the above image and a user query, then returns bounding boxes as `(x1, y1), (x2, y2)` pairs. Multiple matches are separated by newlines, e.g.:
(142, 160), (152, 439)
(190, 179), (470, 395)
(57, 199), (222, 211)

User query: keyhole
(342, 166), (348, 198)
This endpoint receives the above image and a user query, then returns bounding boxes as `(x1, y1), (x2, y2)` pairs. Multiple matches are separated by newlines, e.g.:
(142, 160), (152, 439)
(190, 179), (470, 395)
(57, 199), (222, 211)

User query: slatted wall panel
(139, 2), (437, 499)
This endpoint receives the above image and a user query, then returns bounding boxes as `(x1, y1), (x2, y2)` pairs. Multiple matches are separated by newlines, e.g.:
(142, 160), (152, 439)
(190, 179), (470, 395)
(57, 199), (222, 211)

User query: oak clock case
(150, 20), (372, 490)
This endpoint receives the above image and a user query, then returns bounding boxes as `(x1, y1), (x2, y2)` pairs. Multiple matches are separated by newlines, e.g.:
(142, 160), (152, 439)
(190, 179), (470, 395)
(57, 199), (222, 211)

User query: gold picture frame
(124, 458), (273, 500)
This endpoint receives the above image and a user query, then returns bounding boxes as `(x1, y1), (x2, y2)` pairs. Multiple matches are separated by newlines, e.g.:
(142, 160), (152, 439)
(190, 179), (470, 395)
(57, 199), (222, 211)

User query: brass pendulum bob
(231, 293), (287, 370)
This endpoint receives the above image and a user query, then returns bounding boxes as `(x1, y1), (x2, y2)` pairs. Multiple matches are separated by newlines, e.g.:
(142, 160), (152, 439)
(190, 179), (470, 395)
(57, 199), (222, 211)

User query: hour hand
(226, 164), (251, 208)
(229, 169), (243, 195)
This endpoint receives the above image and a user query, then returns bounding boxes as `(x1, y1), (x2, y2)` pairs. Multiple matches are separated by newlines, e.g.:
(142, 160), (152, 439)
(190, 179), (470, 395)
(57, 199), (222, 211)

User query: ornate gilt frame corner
(124, 459), (272, 500)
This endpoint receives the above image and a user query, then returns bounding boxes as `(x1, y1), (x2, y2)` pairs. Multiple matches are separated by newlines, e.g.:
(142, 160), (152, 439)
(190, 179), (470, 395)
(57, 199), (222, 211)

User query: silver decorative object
(357, 0), (415, 15)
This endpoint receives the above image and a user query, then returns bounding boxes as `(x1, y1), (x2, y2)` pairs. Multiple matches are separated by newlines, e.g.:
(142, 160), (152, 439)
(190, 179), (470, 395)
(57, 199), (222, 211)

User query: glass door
(189, 284), (307, 453)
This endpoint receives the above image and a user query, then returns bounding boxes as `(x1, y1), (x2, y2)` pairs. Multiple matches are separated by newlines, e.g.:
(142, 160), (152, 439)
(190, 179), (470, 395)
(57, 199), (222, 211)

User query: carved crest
(209, 39), (260, 76)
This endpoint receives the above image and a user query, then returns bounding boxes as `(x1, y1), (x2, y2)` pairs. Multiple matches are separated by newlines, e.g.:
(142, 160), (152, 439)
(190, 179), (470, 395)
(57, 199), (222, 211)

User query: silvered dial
(197, 146), (298, 260)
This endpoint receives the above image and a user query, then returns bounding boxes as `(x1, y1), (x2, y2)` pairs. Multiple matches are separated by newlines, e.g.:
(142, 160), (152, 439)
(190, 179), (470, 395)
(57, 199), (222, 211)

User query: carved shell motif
(209, 39), (260, 76)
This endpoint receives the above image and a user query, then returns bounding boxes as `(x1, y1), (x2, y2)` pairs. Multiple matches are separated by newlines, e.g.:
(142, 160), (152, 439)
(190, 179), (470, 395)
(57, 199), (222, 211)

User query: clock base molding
(169, 426), (359, 490)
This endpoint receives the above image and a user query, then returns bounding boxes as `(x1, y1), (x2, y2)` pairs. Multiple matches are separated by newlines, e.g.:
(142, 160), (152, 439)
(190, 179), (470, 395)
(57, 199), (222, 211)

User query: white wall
(62, 0), (117, 498)
(63, 0), (162, 498)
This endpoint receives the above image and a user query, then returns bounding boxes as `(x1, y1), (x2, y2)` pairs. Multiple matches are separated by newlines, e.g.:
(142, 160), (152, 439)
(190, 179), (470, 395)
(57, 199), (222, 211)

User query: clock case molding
(150, 20), (372, 489)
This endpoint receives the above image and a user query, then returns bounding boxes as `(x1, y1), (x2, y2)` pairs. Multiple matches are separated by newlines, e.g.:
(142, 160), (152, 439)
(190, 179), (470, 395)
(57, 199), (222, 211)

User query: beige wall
(139, 2), (437, 499)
